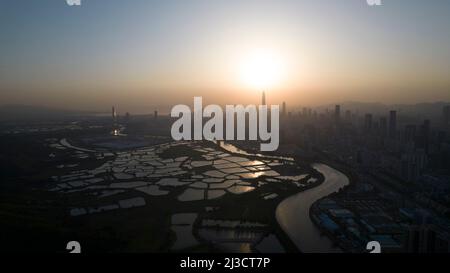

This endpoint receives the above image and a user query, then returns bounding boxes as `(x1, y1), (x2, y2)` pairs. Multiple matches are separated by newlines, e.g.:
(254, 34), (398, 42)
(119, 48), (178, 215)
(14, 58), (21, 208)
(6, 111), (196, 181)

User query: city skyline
(2, 0), (450, 257)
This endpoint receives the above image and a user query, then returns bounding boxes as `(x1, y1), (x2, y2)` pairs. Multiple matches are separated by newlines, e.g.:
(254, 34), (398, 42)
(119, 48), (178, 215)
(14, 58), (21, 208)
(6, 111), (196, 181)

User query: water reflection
(215, 141), (294, 161)
(228, 185), (255, 194)
(275, 163), (350, 253)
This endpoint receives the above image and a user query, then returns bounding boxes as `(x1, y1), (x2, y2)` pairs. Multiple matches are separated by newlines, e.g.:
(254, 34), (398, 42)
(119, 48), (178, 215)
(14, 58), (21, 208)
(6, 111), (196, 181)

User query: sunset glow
(1, 0), (450, 258)
(1, 0), (450, 112)
(239, 49), (285, 90)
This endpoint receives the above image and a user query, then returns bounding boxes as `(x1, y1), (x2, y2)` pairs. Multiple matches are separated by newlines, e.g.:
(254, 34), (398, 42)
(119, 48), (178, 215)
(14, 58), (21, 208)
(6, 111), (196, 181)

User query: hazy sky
(1, 0), (450, 113)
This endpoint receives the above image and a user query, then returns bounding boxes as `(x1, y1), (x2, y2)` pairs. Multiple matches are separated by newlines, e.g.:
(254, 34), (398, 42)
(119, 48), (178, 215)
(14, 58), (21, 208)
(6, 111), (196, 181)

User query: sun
(239, 49), (284, 90)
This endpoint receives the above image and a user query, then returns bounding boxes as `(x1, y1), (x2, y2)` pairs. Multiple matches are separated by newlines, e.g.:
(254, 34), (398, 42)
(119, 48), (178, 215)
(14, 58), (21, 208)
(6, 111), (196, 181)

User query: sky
(0, 0), (450, 113)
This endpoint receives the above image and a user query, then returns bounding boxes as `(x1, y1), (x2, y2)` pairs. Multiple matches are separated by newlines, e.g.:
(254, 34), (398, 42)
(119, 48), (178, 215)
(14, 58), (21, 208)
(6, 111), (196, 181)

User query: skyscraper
(262, 91), (266, 105)
(364, 113), (373, 133)
(112, 106), (118, 136)
(124, 112), (130, 124)
(112, 106), (116, 120)
(282, 101), (286, 117)
(389, 110), (397, 138)
(444, 105), (450, 125)
(407, 225), (445, 253)
(419, 119), (431, 152)
(404, 124), (417, 143)
(380, 117), (388, 136)
(345, 110), (351, 122)
(335, 105), (341, 123)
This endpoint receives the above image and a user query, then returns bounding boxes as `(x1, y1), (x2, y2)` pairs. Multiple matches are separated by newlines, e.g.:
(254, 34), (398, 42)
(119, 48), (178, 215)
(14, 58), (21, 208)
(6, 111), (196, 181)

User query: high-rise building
(364, 114), (373, 133)
(282, 102), (286, 117)
(112, 106), (118, 136)
(112, 106), (116, 120)
(380, 117), (388, 136)
(335, 105), (341, 123)
(419, 119), (431, 152)
(302, 107), (307, 117)
(389, 110), (397, 138)
(404, 124), (417, 143)
(443, 105), (450, 125)
(345, 110), (351, 122)
(406, 225), (450, 253)
(262, 91), (266, 105)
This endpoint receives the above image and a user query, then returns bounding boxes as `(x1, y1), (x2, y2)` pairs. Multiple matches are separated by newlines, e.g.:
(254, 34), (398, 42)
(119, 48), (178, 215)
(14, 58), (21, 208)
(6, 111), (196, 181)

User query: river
(275, 163), (350, 253)
(215, 142), (350, 253)
(215, 141), (294, 161)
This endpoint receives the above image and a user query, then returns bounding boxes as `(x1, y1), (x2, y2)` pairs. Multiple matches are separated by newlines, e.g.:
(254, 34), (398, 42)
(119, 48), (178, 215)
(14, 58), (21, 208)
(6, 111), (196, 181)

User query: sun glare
(239, 49), (285, 90)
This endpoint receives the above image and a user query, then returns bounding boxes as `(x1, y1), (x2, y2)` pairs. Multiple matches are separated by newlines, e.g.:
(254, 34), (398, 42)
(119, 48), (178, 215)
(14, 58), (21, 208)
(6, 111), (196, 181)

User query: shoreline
(274, 160), (353, 253)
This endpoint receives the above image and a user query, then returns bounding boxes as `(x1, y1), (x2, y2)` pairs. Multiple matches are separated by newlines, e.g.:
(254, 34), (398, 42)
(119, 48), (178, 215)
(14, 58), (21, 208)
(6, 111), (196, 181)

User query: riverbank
(275, 163), (351, 253)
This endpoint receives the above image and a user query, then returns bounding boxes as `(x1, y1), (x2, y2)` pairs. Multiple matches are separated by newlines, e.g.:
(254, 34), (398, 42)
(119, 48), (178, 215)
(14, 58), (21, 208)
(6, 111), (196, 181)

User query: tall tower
(345, 110), (351, 122)
(389, 110), (397, 138)
(262, 91), (266, 105)
(364, 113), (373, 133)
(282, 101), (286, 117)
(444, 105), (450, 125)
(112, 106), (116, 120)
(335, 105), (341, 123)
(380, 117), (388, 136)
(112, 106), (118, 136)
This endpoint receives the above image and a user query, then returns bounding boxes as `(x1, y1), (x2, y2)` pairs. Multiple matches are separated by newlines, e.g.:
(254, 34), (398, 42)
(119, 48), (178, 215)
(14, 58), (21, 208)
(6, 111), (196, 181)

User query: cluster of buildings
(278, 101), (450, 253)
(311, 181), (450, 253)
(279, 101), (449, 185)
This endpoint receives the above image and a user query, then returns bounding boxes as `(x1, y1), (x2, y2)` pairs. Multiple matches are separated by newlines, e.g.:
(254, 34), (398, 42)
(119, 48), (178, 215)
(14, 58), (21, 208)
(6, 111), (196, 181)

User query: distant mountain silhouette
(316, 101), (450, 119)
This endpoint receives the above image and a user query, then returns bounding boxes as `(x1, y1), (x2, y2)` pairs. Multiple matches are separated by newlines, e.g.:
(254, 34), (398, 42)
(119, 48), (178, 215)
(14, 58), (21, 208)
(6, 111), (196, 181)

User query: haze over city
(2, 0), (450, 259)
(1, 0), (450, 114)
